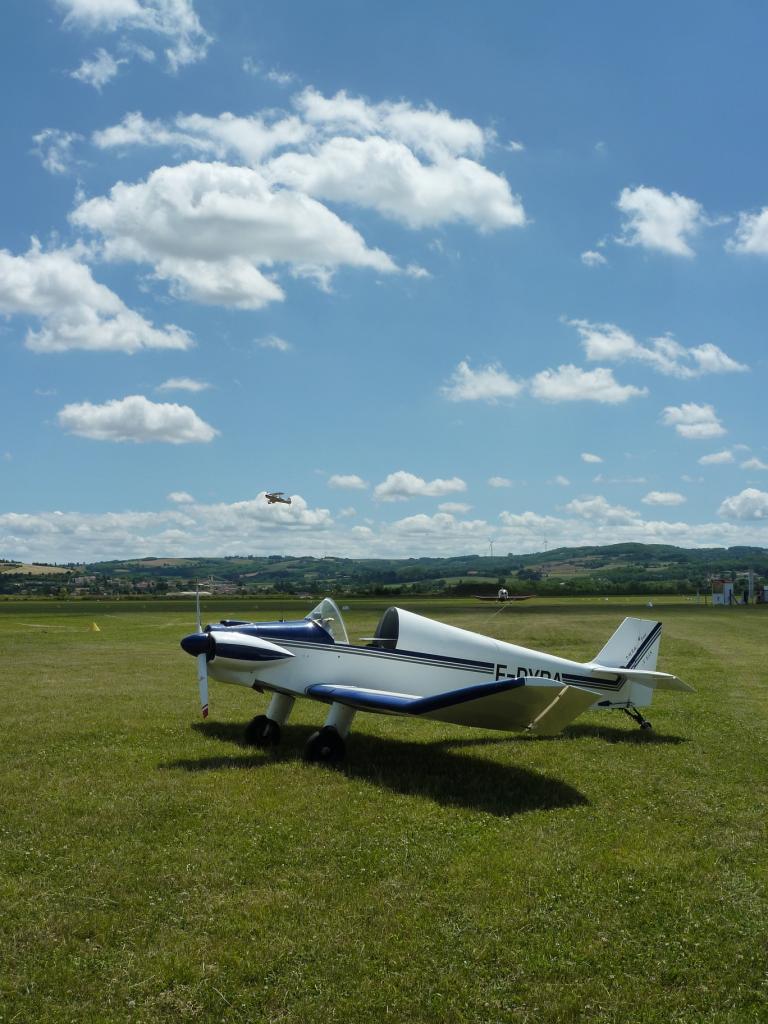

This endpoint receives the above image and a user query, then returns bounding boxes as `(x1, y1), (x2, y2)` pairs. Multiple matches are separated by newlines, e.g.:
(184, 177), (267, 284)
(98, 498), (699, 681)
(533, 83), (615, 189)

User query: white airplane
(180, 597), (693, 764)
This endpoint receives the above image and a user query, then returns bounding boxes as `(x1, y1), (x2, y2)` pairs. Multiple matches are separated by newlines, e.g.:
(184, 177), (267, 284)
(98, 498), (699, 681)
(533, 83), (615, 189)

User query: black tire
(303, 726), (346, 765)
(640, 720), (653, 731)
(244, 714), (281, 747)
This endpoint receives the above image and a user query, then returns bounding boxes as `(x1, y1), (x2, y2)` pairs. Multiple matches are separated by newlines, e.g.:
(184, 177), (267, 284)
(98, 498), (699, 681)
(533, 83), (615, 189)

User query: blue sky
(2, 0), (768, 562)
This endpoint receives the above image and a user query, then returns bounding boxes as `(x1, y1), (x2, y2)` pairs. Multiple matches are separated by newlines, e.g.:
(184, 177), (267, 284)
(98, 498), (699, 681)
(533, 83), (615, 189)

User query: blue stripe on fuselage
(306, 676), (526, 715)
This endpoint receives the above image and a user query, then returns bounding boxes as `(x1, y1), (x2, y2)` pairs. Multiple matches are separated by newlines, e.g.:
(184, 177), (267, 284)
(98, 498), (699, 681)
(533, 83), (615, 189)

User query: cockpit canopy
(306, 597), (349, 644)
(370, 605), (502, 663)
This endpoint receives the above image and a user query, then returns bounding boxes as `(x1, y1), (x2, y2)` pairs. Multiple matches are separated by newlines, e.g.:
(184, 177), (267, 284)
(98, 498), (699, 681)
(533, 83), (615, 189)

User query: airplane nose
(180, 632), (215, 658)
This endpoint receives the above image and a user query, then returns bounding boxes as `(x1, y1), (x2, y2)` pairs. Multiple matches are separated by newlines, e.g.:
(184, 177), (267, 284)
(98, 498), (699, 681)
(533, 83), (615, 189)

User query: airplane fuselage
(180, 600), (690, 757)
(203, 621), (624, 731)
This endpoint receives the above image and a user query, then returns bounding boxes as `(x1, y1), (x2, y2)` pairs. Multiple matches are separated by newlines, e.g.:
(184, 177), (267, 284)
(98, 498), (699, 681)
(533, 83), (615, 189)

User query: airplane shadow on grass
(424, 723), (686, 749)
(562, 722), (686, 744)
(164, 721), (591, 818)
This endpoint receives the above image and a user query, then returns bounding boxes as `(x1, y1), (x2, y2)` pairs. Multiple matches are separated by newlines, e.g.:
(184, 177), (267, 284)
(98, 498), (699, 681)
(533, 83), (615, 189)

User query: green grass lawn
(1, 597), (766, 1023)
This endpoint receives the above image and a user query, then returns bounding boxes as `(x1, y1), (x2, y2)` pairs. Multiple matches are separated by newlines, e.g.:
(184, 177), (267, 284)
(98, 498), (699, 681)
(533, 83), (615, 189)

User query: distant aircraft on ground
(180, 596), (693, 764)
(474, 588), (535, 602)
(265, 492), (291, 505)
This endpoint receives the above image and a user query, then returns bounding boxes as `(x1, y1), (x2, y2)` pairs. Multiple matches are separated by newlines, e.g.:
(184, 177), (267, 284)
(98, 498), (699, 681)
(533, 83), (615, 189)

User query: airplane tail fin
(592, 617), (662, 671)
(589, 617), (693, 710)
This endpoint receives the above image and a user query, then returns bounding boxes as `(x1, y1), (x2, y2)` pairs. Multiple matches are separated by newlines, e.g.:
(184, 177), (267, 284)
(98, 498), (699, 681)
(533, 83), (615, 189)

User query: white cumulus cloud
(94, 109), (310, 163)
(255, 335), (293, 352)
(718, 488), (768, 520)
(741, 457), (768, 471)
(58, 395), (218, 443)
(0, 493), (337, 562)
(32, 128), (83, 174)
(71, 161), (396, 308)
(91, 87), (526, 233)
(641, 491), (686, 506)
(698, 450), (733, 465)
(293, 87), (491, 160)
(373, 470), (466, 502)
(328, 474), (368, 490)
(0, 240), (191, 353)
(565, 495), (640, 524)
(616, 185), (707, 257)
(530, 365), (647, 404)
(157, 377), (209, 392)
(567, 318), (747, 378)
(441, 360), (523, 403)
(8, 493), (768, 562)
(688, 342), (748, 375)
(389, 512), (487, 539)
(268, 135), (525, 231)
(55, 0), (212, 72)
(581, 250), (607, 267)
(488, 476), (512, 487)
(726, 207), (768, 254)
(196, 493), (332, 531)
(661, 403), (725, 439)
(167, 491), (194, 503)
(71, 48), (126, 89)
(581, 452), (603, 463)
(266, 69), (297, 86)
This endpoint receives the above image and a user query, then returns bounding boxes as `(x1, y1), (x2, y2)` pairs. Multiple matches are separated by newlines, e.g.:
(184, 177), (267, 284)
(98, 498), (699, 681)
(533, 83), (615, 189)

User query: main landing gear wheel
(304, 726), (346, 766)
(244, 714), (281, 747)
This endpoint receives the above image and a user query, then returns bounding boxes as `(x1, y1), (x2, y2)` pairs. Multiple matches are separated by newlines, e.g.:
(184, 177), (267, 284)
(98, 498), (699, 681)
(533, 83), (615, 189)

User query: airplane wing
(306, 676), (602, 733)
(306, 677), (526, 714)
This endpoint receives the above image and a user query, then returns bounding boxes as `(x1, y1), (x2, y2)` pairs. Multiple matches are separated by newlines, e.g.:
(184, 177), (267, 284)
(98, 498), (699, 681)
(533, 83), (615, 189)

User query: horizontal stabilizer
(306, 677), (526, 716)
(588, 664), (694, 692)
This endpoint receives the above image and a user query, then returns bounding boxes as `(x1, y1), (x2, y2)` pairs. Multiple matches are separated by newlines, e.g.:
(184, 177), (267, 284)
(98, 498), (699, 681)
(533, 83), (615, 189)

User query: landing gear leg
(244, 693), (295, 747)
(624, 706), (653, 731)
(304, 703), (356, 765)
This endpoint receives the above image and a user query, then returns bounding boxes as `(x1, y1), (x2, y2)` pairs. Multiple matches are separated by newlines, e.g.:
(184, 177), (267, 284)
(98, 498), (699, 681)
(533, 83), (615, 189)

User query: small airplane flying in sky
(265, 491), (292, 505)
(180, 597), (693, 764)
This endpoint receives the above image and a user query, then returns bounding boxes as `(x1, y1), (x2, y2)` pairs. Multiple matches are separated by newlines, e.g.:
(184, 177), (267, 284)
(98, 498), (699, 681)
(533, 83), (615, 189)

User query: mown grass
(1, 597), (766, 1023)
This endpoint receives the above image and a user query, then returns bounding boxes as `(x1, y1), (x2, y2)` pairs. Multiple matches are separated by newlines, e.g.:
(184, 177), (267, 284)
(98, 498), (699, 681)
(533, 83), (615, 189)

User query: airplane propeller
(197, 651), (209, 719)
(180, 588), (295, 720)
(195, 585), (209, 719)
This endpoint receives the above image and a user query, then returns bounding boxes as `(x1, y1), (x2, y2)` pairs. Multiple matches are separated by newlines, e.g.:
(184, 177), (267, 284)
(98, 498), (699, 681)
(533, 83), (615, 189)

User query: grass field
(0, 564), (76, 576)
(1, 597), (766, 1023)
